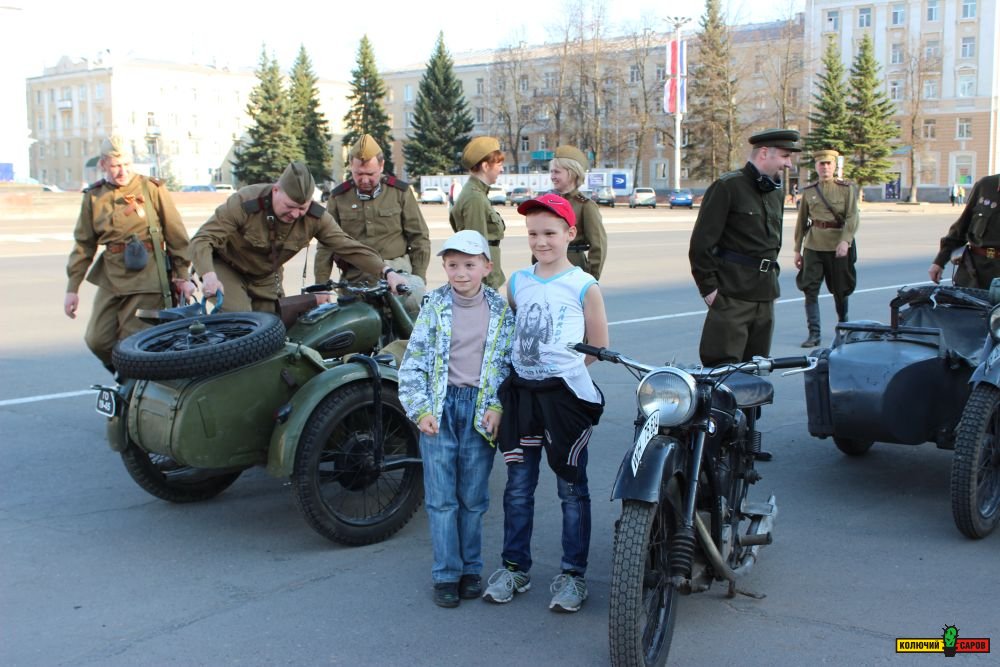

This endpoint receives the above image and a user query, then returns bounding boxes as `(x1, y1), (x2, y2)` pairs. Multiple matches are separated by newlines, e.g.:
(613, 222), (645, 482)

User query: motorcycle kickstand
(727, 580), (767, 600)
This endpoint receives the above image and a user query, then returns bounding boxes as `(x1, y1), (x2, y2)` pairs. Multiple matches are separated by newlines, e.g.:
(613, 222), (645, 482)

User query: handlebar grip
(770, 356), (810, 370)
(570, 342), (620, 362)
(302, 282), (334, 293)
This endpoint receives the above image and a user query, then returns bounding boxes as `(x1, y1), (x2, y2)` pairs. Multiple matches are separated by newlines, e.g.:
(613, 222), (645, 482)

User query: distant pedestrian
(951, 183), (960, 206)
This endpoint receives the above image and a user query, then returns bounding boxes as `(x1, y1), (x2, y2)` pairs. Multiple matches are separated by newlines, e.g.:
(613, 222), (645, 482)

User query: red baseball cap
(516, 193), (577, 227)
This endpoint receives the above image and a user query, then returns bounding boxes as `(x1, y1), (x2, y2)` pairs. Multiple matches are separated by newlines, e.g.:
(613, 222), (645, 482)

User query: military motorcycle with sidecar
(804, 283), (1000, 539)
(94, 280), (422, 546)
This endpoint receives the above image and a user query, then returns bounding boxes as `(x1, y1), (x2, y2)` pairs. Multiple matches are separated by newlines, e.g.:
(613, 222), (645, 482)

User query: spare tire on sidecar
(804, 284), (1000, 539)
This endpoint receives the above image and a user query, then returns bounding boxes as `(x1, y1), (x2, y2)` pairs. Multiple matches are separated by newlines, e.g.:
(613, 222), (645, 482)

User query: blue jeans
(419, 385), (495, 584)
(500, 445), (590, 575)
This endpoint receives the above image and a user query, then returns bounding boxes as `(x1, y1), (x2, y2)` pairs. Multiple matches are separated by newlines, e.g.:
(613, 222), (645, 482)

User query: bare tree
(898, 40), (940, 202)
(618, 24), (664, 183)
(488, 42), (537, 173)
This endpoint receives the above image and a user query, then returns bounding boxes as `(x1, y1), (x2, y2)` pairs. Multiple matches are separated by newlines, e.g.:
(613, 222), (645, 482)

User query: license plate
(631, 410), (659, 477)
(95, 388), (118, 417)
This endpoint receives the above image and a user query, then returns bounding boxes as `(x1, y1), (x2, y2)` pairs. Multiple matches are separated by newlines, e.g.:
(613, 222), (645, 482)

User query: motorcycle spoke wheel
(120, 444), (242, 503)
(951, 384), (1000, 538)
(292, 382), (423, 546)
(609, 500), (678, 667)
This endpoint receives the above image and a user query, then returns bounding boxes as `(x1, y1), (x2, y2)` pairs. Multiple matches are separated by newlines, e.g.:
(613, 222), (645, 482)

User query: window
(404, 85), (412, 102)
(655, 162), (668, 179)
(405, 111), (414, 128)
(655, 65), (665, 81)
(922, 119), (936, 139)
(891, 3), (905, 25)
(888, 80), (902, 99)
(858, 7), (871, 28)
(961, 37), (975, 58)
(955, 155), (973, 186)
(35, 90), (41, 104)
(926, 0), (939, 21)
(790, 87), (801, 107)
(825, 10), (839, 31)
(65, 168), (72, 183)
(753, 92), (766, 110)
(538, 135), (547, 150)
(627, 133), (637, 149)
(629, 99), (639, 115)
(890, 43), (904, 65)
(37, 116), (44, 130)
(78, 85), (87, 100)
(754, 56), (764, 74)
(40, 169), (47, 182)
(629, 65), (641, 83)
(961, 0), (976, 19)
(64, 141), (71, 157)
(543, 72), (557, 89)
(79, 111), (87, 127)
(682, 128), (691, 146)
(655, 130), (665, 146)
(476, 78), (484, 94)
(94, 84), (104, 100)
(957, 118), (972, 139)
(38, 143), (44, 158)
(49, 89), (55, 102)
(520, 136), (529, 151)
(958, 75), (975, 97)
(519, 75), (529, 92)
(475, 107), (485, 123)
(924, 40), (941, 59)
(922, 79), (939, 99)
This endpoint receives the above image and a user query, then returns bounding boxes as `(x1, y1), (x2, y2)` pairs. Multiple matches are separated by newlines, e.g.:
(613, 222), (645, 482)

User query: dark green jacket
(688, 162), (785, 302)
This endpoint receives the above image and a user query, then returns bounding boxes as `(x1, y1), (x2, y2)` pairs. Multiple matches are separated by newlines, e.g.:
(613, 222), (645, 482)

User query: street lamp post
(664, 16), (690, 191)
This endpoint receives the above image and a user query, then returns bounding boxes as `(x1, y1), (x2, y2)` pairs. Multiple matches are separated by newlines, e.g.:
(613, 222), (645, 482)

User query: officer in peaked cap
(689, 128), (800, 458)
(315, 134), (429, 314)
(793, 149), (860, 347)
(63, 134), (196, 376)
(548, 145), (607, 279)
(451, 136), (507, 288)
(191, 160), (408, 313)
(930, 171), (1000, 289)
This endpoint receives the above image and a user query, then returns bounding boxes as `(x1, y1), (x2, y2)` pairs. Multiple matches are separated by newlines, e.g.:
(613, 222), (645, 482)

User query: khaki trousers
(84, 288), (163, 366)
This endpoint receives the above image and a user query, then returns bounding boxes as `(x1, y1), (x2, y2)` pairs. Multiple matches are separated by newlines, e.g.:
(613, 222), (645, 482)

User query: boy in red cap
(482, 193), (608, 613)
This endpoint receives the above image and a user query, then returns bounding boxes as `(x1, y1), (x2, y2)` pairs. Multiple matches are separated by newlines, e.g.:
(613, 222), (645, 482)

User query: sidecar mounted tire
(112, 312), (286, 380)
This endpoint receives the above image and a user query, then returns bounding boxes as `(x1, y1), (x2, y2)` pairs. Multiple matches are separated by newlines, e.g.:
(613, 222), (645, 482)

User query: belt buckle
(759, 258), (771, 272)
(988, 248), (996, 259)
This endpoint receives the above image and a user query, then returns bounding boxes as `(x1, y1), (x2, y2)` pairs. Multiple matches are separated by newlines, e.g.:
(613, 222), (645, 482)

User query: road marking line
(0, 389), (96, 406)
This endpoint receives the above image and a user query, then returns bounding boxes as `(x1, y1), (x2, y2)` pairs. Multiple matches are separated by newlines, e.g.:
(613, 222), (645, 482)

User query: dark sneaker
(433, 582), (460, 608)
(482, 568), (531, 603)
(459, 574), (482, 600)
(549, 573), (588, 612)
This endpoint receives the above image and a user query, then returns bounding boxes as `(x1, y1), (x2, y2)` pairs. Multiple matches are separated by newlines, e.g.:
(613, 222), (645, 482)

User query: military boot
(801, 297), (821, 348)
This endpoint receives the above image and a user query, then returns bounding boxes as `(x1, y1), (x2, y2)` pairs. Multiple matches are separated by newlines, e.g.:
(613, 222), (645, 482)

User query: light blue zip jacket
(398, 283), (515, 444)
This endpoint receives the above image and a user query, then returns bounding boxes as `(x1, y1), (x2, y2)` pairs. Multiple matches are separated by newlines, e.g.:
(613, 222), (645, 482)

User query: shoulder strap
(84, 178), (106, 192)
(383, 174), (409, 192)
(139, 178), (173, 307)
(329, 181), (353, 197)
(307, 201), (326, 218)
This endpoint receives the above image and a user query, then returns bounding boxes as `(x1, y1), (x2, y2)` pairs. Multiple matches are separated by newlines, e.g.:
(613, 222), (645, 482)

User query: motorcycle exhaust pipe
(692, 494), (778, 583)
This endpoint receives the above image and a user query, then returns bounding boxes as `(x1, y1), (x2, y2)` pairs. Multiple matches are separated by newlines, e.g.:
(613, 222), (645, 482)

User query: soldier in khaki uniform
(548, 145), (607, 279)
(315, 135), (429, 313)
(191, 162), (408, 313)
(451, 137), (507, 289)
(793, 149), (860, 347)
(929, 173), (1000, 289)
(63, 135), (196, 374)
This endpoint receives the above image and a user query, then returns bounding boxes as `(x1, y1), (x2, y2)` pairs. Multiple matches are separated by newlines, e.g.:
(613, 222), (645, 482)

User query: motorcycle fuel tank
(286, 300), (383, 359)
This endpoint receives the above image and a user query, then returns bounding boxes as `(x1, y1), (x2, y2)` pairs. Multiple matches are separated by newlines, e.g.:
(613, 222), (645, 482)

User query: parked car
(592, 186), (616, 207)
(668, 188), (694, 208)
(488, 185), (508, 206)
(420, 186), (447, 204)
(181, 185), (217, 192)
(628, 187), (657, 209)
(214, 184), (235, 193)
(509, 186), (534, 206)
(578, 188), (593, 201)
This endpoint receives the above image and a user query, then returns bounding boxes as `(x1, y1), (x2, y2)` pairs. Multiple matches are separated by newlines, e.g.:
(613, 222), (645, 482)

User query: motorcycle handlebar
(570, 342), (620, 363)
(302, 281), (334, 293)
(768, 356), (811, 370)
(301, 280), (410, 295)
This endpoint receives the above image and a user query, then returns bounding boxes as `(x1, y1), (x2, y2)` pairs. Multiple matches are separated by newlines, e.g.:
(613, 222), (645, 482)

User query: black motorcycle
(572, 343), (813, 667)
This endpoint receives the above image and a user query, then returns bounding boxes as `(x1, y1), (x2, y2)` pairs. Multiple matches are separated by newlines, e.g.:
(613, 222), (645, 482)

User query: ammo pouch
(123, 234), (149, 271)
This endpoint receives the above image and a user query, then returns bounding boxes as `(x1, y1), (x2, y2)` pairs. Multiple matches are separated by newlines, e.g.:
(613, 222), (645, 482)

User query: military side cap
(100, 135), (128, 158)
(278, 161), (316, 205)
(555, 145), (589, 169)
(813, 149), (839, 163)
(350, 134), (382, 161)
(748, 128), (802, 152)
(461, 136), (501, 170)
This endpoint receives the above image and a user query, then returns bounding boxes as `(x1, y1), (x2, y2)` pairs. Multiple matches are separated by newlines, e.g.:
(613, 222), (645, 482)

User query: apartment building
(806, 0), (1000, 198)
(26, 53), (350, 190)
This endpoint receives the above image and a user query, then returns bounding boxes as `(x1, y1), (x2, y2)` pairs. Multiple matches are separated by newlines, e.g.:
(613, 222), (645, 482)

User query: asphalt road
(1, 197), (996, 666)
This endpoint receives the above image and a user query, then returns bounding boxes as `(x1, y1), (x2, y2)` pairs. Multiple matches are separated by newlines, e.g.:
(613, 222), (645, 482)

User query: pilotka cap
(748, 128), (802, 152)
(100, 135), (129, 158)
(554, 145), (589, 170)
(278, 162), (316, 205)
(461, 136), (501, 170)
(350, 134), (382, 161)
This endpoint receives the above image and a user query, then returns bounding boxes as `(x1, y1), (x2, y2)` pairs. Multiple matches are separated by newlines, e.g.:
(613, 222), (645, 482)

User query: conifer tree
(288, 45), (333, 183)
(845, 34), (897, 186)
(403, 33), (474, 178)
(232, 46), (302, 186)
(343, 36), (395, 174)
(804, 37), (852, 157)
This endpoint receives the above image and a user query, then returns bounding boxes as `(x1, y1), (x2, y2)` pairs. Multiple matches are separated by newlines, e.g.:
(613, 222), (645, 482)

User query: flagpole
(665, 16), (690, 191)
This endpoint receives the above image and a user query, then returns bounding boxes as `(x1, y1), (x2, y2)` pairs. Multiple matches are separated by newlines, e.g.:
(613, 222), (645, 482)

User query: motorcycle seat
(719, 372), (773, 408)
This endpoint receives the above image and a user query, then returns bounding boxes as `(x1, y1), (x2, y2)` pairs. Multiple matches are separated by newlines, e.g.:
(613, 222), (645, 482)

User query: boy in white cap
(398, 230), (515, 608)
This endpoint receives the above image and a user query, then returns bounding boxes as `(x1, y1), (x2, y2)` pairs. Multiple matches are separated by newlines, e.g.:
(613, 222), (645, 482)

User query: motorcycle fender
(611, 434), (683, 503)
(971, 342), (1000, 388)
(266, 361), (401, 478)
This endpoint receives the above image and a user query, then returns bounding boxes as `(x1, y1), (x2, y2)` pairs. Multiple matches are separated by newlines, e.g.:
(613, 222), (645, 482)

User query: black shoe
(433, 582), (460, 608)
(754, 450), (774, 462)
(800, 334), (820, 348)
(459, 574), (482, 600)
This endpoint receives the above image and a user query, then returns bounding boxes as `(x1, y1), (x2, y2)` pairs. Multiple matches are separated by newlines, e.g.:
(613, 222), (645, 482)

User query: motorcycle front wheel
(951, 384), (1000, 538)
(121, 444), (242, 503)
(609, 499), (679, 667)
(291, 382), (423, 546)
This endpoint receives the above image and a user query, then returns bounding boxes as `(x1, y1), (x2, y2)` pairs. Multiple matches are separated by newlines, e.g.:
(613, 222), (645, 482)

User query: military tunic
(563, 188), (607, 280)
(688, 163), (785, 365)
(450, 177), (506, 288)
(933, 174), (1000, 289)
(315, 175), (430, 283)
(191, 183), (386, 311)
(66, 174), (192, 366)
(793, 178), (859, 299)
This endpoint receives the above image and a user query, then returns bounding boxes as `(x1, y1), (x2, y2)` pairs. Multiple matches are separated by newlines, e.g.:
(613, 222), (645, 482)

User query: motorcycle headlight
(990, 304), (1000, 341)
(636, 368), (697, 427)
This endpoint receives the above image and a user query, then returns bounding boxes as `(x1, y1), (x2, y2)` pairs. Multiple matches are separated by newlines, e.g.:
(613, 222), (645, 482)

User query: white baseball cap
(437, 230), (491, 260)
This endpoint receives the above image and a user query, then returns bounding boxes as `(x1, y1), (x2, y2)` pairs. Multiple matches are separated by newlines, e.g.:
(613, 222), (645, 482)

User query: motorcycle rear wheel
(951, 384), (1000, 538)
(121, 444), (242, 503)
(292, 382), (423, 546)
(609, 500), (678, 667)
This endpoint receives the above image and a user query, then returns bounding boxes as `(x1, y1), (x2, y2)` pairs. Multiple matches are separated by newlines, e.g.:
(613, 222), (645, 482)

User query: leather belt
(811, 220), (843, 229)
(715, 247), (776, 272)
(968, 245), (1000, 259)
(106, 240), (154, 253)
(488, 240), (500, 247)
